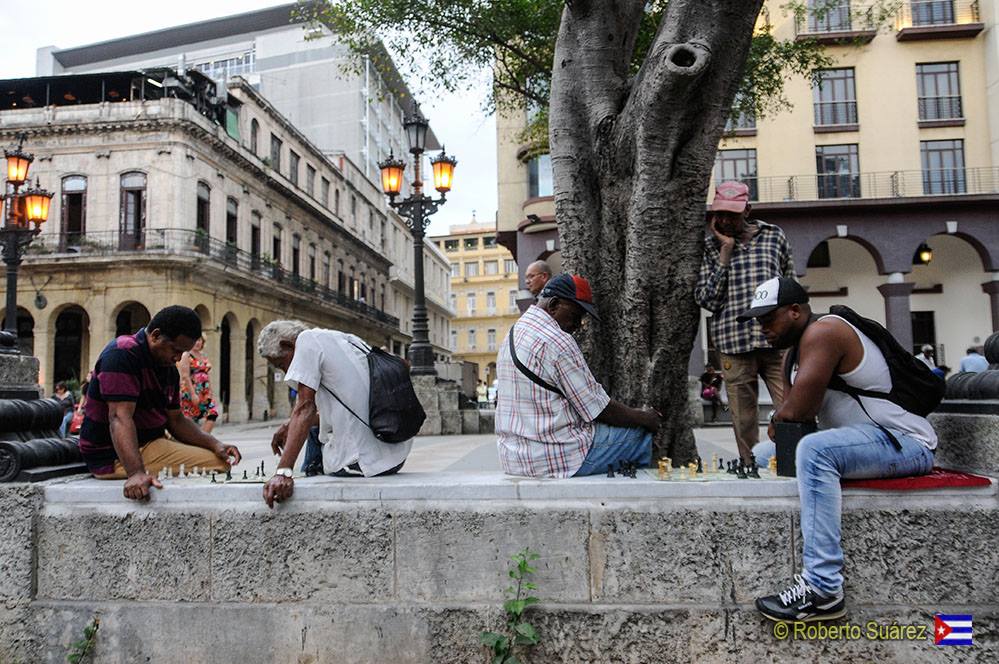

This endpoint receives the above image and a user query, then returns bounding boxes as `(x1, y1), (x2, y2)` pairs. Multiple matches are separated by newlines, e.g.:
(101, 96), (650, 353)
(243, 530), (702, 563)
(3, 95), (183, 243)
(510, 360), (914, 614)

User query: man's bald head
(525, 260), (553, 296)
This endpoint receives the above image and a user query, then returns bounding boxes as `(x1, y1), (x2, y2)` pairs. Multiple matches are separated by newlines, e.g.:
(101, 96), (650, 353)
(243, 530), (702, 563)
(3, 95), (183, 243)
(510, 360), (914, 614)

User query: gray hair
(528, 260), (552, 276)
(258, 320), (311, 359)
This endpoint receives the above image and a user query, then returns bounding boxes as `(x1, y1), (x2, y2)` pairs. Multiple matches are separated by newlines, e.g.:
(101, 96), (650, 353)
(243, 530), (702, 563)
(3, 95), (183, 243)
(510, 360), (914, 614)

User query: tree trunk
(550, 0), (764, 464)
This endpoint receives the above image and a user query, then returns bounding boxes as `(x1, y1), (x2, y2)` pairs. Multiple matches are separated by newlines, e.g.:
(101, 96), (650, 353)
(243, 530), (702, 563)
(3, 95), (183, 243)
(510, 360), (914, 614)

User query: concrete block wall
(0, 476), (996, 663)
(930, 412), (999, 477)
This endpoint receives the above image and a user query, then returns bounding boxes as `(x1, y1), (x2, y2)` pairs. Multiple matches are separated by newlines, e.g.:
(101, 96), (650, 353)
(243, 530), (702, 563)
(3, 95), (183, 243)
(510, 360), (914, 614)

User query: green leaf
(523, 596), (540, 606)
(503, 656), (520, 664)
(480, 632), (502, 647)
(68, 654), (81, 664)
(515, 623), (538, 640)
(504, 599), (527, 616)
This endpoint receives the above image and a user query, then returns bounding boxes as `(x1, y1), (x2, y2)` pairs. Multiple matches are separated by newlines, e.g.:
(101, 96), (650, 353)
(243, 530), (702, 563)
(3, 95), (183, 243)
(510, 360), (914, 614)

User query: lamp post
(378, 106), (457, 376)
(1, 133), (52, 354)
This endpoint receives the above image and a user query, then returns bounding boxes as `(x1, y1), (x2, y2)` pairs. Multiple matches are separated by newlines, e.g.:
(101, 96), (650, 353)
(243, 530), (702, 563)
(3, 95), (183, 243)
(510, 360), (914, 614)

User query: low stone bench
(2, 470), (996, 663)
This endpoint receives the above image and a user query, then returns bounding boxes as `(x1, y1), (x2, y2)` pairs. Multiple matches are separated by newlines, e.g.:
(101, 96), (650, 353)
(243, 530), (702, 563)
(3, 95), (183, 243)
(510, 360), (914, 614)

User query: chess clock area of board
(607, 454), (782, 480)
(154, 461), (277, 484)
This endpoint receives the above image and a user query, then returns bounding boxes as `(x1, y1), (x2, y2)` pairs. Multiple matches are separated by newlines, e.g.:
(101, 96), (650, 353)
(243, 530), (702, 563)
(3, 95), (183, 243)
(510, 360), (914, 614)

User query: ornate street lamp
(913, 243), (933, 266)
(378, 105), (458, 376)
(1, 133), (52, 354)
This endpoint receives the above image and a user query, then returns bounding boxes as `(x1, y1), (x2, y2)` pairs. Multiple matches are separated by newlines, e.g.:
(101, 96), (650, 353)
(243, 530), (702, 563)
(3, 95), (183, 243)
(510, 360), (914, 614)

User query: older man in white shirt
(257, 320), (412, 508)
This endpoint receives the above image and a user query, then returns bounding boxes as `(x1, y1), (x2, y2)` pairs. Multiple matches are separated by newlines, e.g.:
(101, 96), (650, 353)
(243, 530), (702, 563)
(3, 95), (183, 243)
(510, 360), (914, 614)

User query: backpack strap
(508, 324), (565, 398)
(319, 383), (371, 428)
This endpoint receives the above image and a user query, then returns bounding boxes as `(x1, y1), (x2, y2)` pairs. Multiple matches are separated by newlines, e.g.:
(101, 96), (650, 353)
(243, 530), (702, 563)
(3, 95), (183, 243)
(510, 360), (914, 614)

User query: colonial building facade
(0, 69), (451, 421)
(431, 220), (521, 385)
(497, 0), (999, 369)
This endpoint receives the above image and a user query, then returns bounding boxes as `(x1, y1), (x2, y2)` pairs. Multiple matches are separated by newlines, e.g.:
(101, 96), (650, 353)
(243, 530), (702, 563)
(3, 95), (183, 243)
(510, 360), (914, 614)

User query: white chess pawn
(193, 466), (200, 478)
(179, 463), (185, 479)
(166, 466), (172, 479)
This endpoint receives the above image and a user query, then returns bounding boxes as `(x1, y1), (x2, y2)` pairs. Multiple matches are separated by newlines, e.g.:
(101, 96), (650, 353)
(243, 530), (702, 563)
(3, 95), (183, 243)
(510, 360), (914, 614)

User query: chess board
(642, 467), (785, 481)
(155, 461), (277, 484)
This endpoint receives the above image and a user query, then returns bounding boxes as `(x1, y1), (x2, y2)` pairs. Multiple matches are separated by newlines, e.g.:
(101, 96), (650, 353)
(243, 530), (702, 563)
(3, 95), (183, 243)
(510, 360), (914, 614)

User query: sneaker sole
(759, 607), (847, 623)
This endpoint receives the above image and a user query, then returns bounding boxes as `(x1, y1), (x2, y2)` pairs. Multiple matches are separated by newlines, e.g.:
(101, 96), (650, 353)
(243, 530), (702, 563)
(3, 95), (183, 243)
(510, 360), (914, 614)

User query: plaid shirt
(694, 220), (795, 355)
(495, 305), (611, 478)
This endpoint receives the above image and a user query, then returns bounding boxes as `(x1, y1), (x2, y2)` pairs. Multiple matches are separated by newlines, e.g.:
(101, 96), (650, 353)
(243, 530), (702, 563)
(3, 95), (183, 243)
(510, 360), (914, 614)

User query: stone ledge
(39, 471), (998, 505)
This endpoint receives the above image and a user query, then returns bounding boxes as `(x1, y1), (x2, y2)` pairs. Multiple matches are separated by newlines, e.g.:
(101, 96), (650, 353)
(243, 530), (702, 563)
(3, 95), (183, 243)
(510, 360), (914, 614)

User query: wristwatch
(275, 467), (294, 479)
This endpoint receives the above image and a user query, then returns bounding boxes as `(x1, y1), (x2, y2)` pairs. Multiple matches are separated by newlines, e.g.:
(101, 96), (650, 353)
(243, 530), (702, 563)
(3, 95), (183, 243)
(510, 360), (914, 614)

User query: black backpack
(321, 341), (426, 444)
(786, 305), (945, 448)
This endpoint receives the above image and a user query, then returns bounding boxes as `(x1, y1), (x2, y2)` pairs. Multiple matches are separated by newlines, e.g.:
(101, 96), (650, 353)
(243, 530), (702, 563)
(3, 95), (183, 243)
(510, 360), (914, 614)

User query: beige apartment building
(0, 68), (451, 421)
(431, 220), (521, 385)
(497, 0), (999, 370)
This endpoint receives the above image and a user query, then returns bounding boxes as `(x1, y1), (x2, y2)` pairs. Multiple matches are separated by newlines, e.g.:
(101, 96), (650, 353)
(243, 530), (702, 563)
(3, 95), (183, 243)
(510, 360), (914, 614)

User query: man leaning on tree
(694, 181), (796, 463)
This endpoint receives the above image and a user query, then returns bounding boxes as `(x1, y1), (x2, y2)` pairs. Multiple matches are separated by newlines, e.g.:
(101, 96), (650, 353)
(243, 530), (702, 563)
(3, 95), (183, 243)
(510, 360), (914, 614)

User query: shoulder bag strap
(319, 383), (371, 428)
(508, 324), (565, 397)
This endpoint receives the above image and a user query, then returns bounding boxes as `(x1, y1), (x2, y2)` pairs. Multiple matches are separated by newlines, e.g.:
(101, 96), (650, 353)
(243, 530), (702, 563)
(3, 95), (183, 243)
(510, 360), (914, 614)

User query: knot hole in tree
(664, 42), (710, 76)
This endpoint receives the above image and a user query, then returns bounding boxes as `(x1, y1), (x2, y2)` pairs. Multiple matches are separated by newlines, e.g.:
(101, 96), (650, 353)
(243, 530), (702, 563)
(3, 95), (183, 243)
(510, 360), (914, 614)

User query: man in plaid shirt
(496, 274), (662, 478)
(695, 182), (796, 462)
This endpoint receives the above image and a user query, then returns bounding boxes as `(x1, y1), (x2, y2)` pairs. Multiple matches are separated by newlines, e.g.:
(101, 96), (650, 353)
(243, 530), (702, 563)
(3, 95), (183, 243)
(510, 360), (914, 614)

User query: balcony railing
(24, 228), (400, 328)
(901, 0), (979, 26)
(795, 1), (881, 36)
(918, 95), (963, 120)
(724, 166), (998, 204)
(813, 100), (858, 127)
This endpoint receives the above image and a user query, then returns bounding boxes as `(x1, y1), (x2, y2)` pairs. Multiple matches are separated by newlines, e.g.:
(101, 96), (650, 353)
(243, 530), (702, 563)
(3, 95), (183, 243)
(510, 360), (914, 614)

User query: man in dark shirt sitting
(79, 305), (241, 500)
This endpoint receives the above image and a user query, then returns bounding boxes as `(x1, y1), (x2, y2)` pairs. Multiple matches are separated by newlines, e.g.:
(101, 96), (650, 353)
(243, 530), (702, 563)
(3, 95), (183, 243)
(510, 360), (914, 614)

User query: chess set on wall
(600, 454), (780, 481)
(155, 461), (272, 484)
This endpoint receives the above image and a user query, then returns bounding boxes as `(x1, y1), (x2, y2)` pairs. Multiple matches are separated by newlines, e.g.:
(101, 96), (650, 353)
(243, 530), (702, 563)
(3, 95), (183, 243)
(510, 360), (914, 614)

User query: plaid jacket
(694, 220), (796, 355)
(495, 305), (610, 478)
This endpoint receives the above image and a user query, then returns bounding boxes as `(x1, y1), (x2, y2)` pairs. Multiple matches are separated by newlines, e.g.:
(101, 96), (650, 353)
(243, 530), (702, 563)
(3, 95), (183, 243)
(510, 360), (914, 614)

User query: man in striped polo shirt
(80, 305), (242, 500)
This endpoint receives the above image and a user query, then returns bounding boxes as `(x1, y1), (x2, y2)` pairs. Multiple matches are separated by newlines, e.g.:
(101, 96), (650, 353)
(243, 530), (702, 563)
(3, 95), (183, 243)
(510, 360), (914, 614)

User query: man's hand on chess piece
(213, 442), (242, 467)
(123, 471), (162, 501)
(263, 475), (294, 509)
(271, 423), (289, 455)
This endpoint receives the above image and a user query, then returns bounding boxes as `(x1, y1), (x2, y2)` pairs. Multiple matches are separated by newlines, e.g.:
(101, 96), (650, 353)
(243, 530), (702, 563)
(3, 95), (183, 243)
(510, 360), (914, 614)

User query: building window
(483, 235), (497, 249)
(306, 164), (316, 196)
(714, 149), (758, 201)
(528, 153), (553, 198)
(292, 234), (301, 277)
(445, 239), (459, 252)
(917, 62), (962, 121)
(815, 144), (861, 199)
(450, 329), (458, 352)
(335, 189), (341, 215)
(484, 260), (499, 275)
(509, 289), (518, 312)
(724, 91), (757, 132)
(250, 212), (261, 261)
(308, 244), (317, 281)
(119, 171), (146, 250)
(465, 262), (479, 277)
(351, 195), (357, 220)
(912, 0), (956, 26)
(504, 259), (517, 274)
(61, 175), (87, 246)
(486, 292), (496, 312)
(196, 181), (210, 237)
(466, 292), (477, 314)
(450, 293), (457, 310)
(450, 262), (460, 277)
(225, 197), (238, 247)
(321, 177), (330, 207)
(270, 134), (282, 170)
(806, 0), (851, 32)
(921, 139), (965, 194)
(812, 68), (857, 126)
(487, 329), (497, 352)
(289, 151), (300, 186)
(272, 224), (282, 266)
(250, 118), (259, 155)
(322, 252), (331, 288)
(338, 259), (345, 293)
(464, 237), (479, 250)
(468, 329), (477, 350)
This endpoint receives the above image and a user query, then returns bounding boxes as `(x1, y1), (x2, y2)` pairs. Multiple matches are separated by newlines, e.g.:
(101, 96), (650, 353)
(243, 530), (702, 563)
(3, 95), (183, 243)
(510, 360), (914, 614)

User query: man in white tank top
(738, 277), (935, 623)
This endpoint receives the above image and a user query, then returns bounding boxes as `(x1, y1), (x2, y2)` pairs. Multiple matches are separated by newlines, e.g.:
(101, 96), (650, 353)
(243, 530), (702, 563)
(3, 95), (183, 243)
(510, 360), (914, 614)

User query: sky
(0, 0), (497, 237)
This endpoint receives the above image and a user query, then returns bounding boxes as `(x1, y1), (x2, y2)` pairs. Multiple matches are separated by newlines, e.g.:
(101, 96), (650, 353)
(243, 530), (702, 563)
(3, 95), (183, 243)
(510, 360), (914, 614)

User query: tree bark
(550, 0), (764, 463)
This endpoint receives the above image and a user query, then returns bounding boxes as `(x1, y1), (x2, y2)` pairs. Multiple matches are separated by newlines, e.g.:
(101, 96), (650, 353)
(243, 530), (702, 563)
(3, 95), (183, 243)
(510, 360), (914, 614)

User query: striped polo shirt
(78, 328), (181, 474)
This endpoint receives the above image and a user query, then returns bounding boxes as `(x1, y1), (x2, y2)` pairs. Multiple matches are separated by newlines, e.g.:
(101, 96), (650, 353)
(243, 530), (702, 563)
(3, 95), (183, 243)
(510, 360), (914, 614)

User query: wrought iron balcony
(24, 228), (400, 328)
(795, 1), (881, 43)
(897, 0), (983, 39)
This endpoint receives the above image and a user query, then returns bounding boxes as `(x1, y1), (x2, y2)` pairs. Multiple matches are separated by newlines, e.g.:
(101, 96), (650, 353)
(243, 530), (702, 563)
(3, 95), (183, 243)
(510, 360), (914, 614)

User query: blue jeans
(775, 424), (933, 595)
(59, 411), (73, 438)
(573, 423), (653, 477)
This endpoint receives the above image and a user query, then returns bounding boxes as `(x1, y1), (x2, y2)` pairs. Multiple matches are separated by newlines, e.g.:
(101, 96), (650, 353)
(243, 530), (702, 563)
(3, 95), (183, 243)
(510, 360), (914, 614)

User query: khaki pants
(719, 349), (786, 463)
(94, 437), (228, 479)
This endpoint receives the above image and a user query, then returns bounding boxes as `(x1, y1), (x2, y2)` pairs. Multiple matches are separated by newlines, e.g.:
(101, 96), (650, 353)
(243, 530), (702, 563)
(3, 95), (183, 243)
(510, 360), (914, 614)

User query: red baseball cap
(540, 273), (600, 321)
(711, 181), (750, 213)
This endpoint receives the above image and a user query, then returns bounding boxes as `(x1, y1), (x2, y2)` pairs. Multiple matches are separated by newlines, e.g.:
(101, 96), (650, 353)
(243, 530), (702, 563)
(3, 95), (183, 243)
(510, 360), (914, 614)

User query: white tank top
(791, 315), (937, 449)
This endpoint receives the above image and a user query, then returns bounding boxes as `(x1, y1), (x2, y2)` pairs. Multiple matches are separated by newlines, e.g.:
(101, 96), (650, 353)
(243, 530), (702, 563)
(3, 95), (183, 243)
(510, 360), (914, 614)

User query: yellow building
(431, 220), (521, 385)
(497, 0), (999, 370)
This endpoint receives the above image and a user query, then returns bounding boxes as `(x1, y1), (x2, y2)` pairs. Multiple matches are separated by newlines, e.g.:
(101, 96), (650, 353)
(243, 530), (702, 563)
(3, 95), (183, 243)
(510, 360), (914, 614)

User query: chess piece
(726, 460), (736, 475)
(260, 461), (266, 476)
(717, 458), (725, 473)
(225, 469), (232, 481)
(607, 464), (616, 479)
(679, 466), (688, 481)
(696, 457), (703, 474)
(736, 462), (748, 479)
(768, 456), (778, 475)
(656, 460), (666, 481)
(709, 454), (717, 475)
(748, 462), (761, 479)
(166, 466), (173, 479)
(179, 464), (185, 479)
(210, 472), (217, 484)
(243, 470), (248, 480)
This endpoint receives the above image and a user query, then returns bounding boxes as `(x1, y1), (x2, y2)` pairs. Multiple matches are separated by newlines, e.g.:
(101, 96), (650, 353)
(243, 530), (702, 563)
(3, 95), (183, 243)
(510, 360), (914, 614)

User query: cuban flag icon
(934, 614), (973, 646)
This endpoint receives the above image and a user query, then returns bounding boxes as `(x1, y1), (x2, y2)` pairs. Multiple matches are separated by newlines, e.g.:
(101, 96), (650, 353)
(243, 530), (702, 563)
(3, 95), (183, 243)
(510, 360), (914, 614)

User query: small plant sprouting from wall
(66, 616), (99, 664)
(480, 549), (541, 664)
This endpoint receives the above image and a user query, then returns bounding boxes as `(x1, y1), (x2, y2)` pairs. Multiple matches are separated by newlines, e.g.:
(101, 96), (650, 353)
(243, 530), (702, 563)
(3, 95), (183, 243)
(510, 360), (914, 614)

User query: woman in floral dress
(178, 336), (220, 432)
